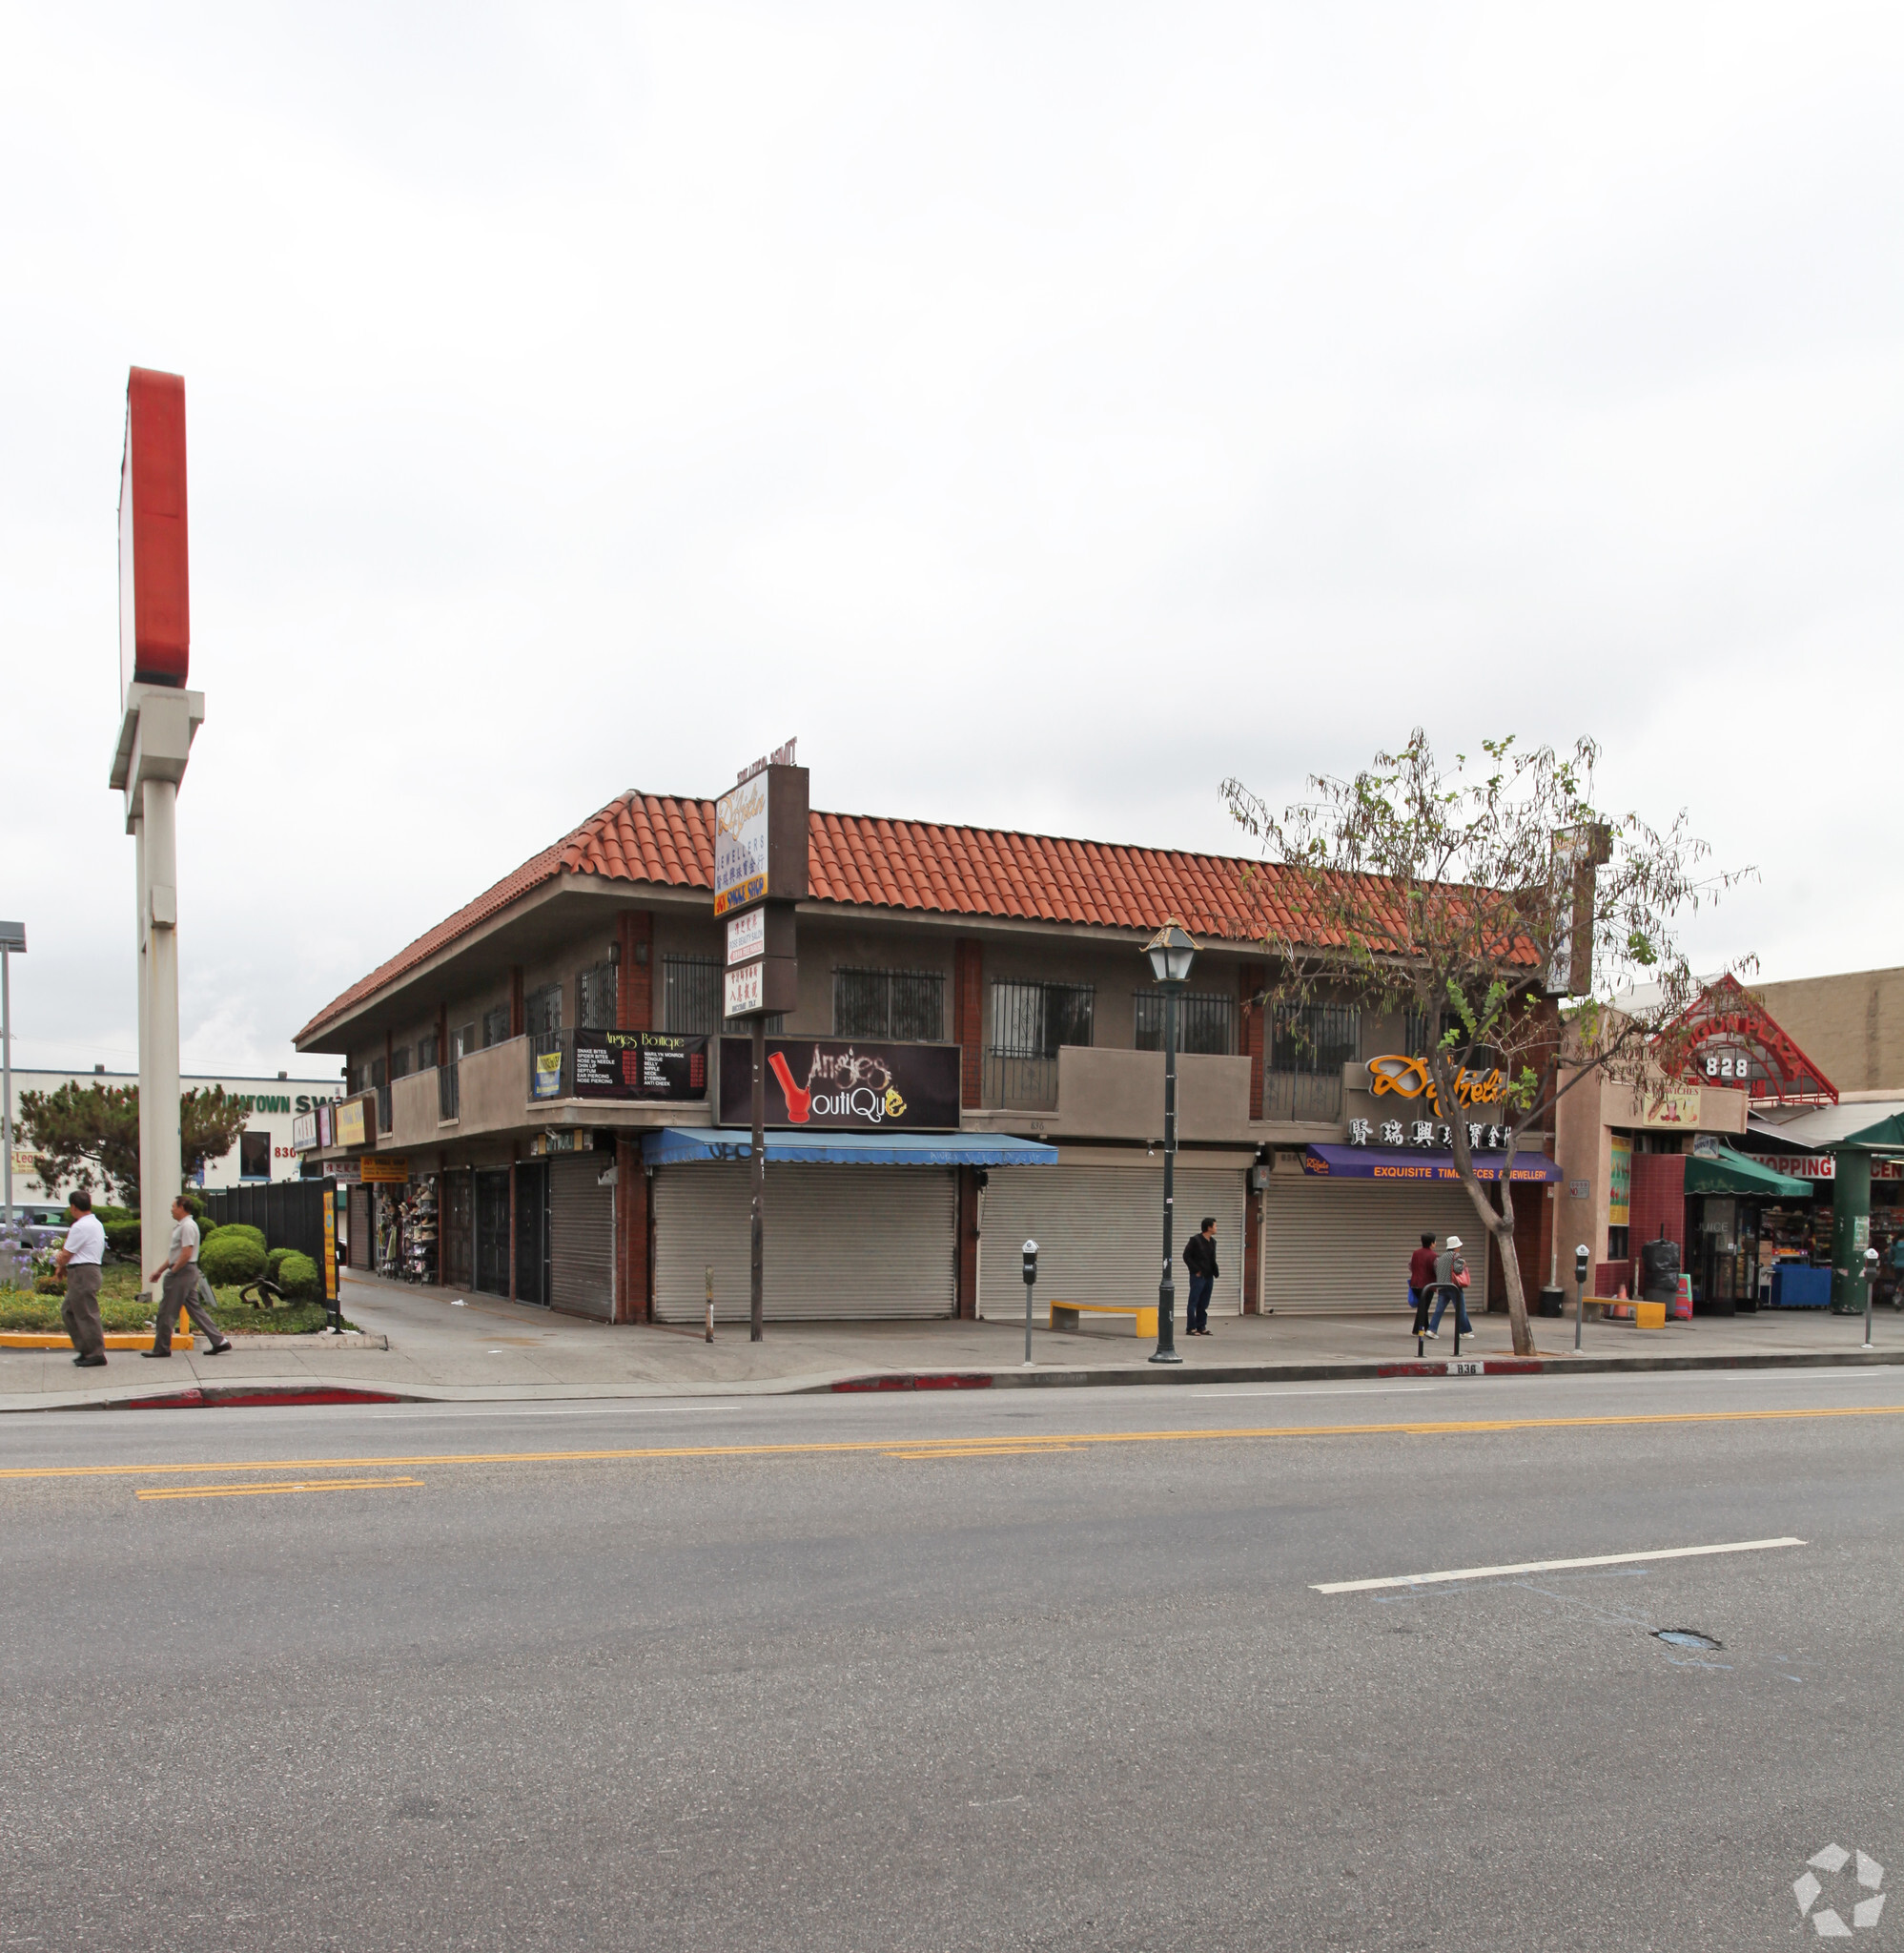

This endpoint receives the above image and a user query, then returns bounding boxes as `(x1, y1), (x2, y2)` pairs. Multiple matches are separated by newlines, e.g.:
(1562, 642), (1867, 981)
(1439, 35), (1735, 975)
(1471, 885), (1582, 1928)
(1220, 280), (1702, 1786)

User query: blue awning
(642, 1128), (1060, 1168)
(1303, 1143), (1561, 1184)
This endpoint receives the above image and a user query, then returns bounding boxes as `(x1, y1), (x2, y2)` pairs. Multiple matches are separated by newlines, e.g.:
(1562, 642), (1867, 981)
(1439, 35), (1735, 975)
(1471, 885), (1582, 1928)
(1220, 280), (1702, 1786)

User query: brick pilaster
(616, 1136), (649, 1322)
(1240, 961), (1265, 1120)
(953, 938), (984, 1109)
(618, 911), (653, 1031)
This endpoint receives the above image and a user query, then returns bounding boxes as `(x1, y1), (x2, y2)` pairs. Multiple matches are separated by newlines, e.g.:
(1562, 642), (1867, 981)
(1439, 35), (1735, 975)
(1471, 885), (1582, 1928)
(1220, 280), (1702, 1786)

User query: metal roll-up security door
(1259, 1178), (1489, 1313)
(978, 1163), (1246, 1322)
(348, 1184), (371, 1271)
(548, 1152), (615, 1320)
(652, 1164), (957, 1322)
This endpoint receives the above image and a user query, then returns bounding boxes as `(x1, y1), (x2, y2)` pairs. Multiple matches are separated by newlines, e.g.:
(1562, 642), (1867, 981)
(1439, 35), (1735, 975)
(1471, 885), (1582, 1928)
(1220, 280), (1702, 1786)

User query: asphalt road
(5, 1368), (1903, 1951)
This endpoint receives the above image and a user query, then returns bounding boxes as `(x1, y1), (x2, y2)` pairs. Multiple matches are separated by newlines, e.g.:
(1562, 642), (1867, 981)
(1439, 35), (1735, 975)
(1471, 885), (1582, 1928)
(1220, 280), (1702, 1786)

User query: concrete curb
(3, 1345), (1901, 1412)
(819, 1347), (1904, 1392)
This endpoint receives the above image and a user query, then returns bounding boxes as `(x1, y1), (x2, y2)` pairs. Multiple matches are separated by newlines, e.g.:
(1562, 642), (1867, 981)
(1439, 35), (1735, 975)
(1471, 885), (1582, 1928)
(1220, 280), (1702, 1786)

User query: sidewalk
(4, 1269), (1903, 1410)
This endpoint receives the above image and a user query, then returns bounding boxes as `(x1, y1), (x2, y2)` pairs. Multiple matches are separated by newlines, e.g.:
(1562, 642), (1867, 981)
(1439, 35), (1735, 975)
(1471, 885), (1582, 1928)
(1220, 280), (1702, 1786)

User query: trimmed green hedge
(199, 1233), (267, 1285)
(206, 1222), (267, 1254)
(276, 1251), (320, 1302)
(103, 1218), (141, 1258)
(265, 1246), (291, 1282)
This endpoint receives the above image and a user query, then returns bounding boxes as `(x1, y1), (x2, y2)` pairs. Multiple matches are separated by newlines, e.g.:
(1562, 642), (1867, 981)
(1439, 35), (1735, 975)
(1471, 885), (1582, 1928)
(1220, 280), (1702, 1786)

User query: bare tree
(1224, 731), (1750, 1356)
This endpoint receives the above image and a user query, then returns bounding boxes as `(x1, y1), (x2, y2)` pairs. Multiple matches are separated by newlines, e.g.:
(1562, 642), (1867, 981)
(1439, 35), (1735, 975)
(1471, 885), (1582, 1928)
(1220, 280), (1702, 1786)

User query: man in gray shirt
(52, 1188), (108, 1367)
(145, 1196), (232, 1359)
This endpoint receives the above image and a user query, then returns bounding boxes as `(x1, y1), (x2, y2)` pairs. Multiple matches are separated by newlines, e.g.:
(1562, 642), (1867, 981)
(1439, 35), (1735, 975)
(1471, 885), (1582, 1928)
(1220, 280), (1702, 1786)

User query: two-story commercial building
(293, 791), (1557, 1321)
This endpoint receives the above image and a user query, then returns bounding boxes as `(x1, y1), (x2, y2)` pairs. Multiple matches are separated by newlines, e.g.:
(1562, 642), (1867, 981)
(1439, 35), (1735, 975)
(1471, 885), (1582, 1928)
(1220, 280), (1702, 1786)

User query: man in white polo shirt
(145, 1194), (232, 1359)
(52, 1188), (108, 1367)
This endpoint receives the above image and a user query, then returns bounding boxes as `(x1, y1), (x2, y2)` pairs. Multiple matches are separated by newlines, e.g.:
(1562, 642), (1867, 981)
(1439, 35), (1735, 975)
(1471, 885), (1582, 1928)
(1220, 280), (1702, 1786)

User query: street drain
(1654, 1629), (1723, 1652)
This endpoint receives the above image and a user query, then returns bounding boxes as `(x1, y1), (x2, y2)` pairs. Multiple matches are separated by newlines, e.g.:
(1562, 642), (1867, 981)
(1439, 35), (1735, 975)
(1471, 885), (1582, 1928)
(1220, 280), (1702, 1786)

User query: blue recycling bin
(1770, 1264), (1831, 1310)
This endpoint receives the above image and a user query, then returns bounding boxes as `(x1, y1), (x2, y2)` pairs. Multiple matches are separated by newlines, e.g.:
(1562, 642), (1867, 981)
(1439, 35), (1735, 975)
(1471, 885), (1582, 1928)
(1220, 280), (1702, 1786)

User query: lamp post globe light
(1144, 921), (1198, 1365)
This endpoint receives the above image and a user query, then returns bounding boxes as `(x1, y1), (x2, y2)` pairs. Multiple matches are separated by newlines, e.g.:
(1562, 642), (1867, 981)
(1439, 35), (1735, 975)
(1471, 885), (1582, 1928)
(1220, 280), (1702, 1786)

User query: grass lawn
(1, 1262), (357, 1335)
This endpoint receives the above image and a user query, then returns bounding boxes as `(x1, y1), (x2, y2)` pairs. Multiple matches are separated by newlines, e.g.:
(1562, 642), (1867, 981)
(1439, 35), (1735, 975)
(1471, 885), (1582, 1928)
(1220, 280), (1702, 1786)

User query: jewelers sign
(717, 1037), (960, 1130)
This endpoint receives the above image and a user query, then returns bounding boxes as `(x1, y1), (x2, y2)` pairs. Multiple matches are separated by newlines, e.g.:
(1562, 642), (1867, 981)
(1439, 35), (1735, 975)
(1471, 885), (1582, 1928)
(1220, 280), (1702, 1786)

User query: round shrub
(206, 1223), (266, 1254)
(265, 1246), (291, 1282)
(103, 1218), (142, 1259)
(275, 1251), (320, 1302)
(198, 1233), (266, 1285)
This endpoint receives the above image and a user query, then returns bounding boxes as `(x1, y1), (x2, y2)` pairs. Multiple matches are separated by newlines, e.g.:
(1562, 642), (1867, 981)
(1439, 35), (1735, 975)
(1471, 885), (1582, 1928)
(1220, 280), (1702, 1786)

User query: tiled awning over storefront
(642, 1128), (1060, 1168)
(1302, 1144), (1561, 1183)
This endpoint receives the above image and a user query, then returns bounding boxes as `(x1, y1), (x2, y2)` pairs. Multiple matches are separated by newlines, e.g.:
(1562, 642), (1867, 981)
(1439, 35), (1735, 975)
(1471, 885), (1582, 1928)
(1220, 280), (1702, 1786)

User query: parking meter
(1021, 1240), (1038, 1365)
(1864, 1246), (1880, 1348)
(1574, 1244), (1590, 1350)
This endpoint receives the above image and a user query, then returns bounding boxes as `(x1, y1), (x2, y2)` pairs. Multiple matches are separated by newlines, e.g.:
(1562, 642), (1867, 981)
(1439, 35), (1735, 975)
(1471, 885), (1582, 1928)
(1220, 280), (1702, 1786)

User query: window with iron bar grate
(990, 979), (1094, 1058)
(1135, 990), (1235, 1055)
(833, 968), (946, 1042)
(1271, 1003), (1360, 1075)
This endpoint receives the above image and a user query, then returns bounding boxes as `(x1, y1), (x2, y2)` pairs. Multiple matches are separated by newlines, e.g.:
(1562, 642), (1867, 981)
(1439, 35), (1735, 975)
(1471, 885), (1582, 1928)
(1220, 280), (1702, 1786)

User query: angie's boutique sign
(717, 1037), (960, 1131)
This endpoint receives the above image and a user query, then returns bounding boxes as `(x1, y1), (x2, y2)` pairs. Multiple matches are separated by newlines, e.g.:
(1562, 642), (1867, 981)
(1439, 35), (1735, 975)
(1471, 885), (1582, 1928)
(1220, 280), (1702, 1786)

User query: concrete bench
(1049, 1301), (1157, 1338)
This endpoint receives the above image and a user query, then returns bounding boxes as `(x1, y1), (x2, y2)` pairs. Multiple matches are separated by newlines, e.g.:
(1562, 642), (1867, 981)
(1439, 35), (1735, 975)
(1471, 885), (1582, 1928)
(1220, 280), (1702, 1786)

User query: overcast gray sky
(4, 2), (1900, 1079)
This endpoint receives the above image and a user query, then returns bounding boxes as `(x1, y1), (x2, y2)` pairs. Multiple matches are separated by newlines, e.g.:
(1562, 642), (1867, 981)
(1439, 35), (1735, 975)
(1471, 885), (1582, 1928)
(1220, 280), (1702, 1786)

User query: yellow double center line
(1, 1401), (1901, 1489)
(135, 1477), (422, 1502)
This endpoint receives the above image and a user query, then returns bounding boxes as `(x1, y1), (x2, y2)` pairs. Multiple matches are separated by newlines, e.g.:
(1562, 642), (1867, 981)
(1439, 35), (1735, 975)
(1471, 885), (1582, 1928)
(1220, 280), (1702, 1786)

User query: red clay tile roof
(294, 791), (1395, 1045)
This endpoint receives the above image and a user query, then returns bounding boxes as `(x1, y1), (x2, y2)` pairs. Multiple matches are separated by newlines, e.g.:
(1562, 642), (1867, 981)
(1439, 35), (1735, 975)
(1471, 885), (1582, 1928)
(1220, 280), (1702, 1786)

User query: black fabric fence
(203, 1180), (329, 1264)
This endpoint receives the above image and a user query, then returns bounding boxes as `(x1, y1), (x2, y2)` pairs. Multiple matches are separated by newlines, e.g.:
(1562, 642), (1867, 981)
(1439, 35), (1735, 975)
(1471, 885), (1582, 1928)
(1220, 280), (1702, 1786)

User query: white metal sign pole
(142, 772), (182, 1264)
(133, 811), (153, 1264)
(2, 942), (12, 1225)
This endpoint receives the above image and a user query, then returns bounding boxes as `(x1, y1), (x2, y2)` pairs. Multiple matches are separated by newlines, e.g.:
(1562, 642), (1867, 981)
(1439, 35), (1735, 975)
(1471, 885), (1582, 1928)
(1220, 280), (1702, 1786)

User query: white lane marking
(1190, 1386), (1438, 1400)
(1313, 1535), (1807, 1594)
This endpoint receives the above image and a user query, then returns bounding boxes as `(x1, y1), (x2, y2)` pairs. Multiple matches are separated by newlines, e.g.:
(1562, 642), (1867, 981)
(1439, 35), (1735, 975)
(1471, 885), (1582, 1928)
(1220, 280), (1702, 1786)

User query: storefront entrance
(1259, 1177), (1490, 1314)
(475, 1169), (511, 1297)
(515, 1161), (550, 1307)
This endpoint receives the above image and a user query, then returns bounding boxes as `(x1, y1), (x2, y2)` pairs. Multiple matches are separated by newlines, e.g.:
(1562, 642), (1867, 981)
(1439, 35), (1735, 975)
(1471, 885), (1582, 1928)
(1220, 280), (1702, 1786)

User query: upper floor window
(833, 968), (945, 1042)
(239, 1130), (270, 1180)
(524, 982), (562, 1038)
(452, 1022), (475, 1062)
(990, 979), (1094, 1059)
(391, 1045), (413, 1079)
(1135, 991), (1235, 1056)
(1270, 1003), (1360, 1076)
(481, 1004), (510, 1048)
(665, 955), (784, 1037)
(417, 1033), (439, 1072)
(578, 959), (618, 1031)
(1404, 1007), (1497, 1070)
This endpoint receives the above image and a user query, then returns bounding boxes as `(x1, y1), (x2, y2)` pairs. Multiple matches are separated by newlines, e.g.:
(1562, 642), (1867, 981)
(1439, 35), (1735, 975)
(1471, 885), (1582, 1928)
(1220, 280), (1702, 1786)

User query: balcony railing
(439, 1060), (461, 1122)
(982, 1054), (1059, 1111)
(1261, 1069), (1343, 1123)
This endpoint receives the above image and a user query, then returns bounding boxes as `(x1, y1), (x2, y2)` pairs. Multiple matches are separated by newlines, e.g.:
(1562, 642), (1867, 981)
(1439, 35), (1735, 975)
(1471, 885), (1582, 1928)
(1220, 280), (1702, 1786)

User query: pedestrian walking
(145, 1195), (232, 1359)
(51, 1188), (108, 1367)
(1183, 1218), (1218, 1336)
(1426, 1234), (1474, 1340)
(1407, 1231), (1438, 1337)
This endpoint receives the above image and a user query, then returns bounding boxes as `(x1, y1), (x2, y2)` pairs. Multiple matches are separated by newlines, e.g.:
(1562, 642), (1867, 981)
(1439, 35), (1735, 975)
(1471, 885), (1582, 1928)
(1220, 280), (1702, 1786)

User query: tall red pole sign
(118, 368), (191, 700)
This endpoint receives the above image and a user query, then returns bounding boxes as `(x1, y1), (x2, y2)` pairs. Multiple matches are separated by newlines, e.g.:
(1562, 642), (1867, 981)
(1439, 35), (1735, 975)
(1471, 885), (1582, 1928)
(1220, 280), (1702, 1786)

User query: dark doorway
(475, 1170), (511, 1296)
(441, 1170), (474, 1291)
(515, 1162), (551, 1306)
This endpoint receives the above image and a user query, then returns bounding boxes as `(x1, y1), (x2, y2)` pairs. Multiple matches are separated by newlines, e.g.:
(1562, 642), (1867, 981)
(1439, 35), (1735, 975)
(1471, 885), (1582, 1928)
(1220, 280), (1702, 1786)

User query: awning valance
(1302, 1145), (1561, 1183)
(642, 1128), (1059, 1168)
(1685, 1145), (1814, 1200)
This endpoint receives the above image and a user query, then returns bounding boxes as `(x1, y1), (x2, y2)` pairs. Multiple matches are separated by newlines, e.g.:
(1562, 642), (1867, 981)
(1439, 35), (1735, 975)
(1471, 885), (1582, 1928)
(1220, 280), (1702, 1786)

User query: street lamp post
(0, 922), (23, 1226)
(1144, 922), (1198, 1366)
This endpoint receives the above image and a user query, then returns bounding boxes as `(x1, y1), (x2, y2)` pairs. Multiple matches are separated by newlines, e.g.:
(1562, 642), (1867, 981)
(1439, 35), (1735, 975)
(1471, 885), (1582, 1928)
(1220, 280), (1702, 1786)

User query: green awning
(1686, 1146), (1813, 1200)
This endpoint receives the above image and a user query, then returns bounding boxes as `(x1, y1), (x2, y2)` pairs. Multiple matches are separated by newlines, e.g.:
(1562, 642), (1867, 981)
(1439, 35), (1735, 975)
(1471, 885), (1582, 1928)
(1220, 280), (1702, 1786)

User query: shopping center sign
(717, 1037), (960, 1131)
(712, 750), (807, 920)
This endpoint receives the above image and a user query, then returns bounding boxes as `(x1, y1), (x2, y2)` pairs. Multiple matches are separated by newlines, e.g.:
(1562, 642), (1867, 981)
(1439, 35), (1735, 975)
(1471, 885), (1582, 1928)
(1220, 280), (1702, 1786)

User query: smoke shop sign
(717, 1037), (960, 1131)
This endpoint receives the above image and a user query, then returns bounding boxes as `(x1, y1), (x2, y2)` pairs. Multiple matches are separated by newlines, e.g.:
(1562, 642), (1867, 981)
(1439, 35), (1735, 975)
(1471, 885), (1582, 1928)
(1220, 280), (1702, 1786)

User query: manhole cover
(1654, 1629), (1722, 1651)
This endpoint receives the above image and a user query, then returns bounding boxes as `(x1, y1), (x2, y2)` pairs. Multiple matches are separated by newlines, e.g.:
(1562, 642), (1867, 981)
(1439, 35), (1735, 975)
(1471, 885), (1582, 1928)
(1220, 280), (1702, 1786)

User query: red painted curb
(1483, 1360), (1543, 1376)
(831, 1373), (994, 1393)
(126, 1388), (207, 1409)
